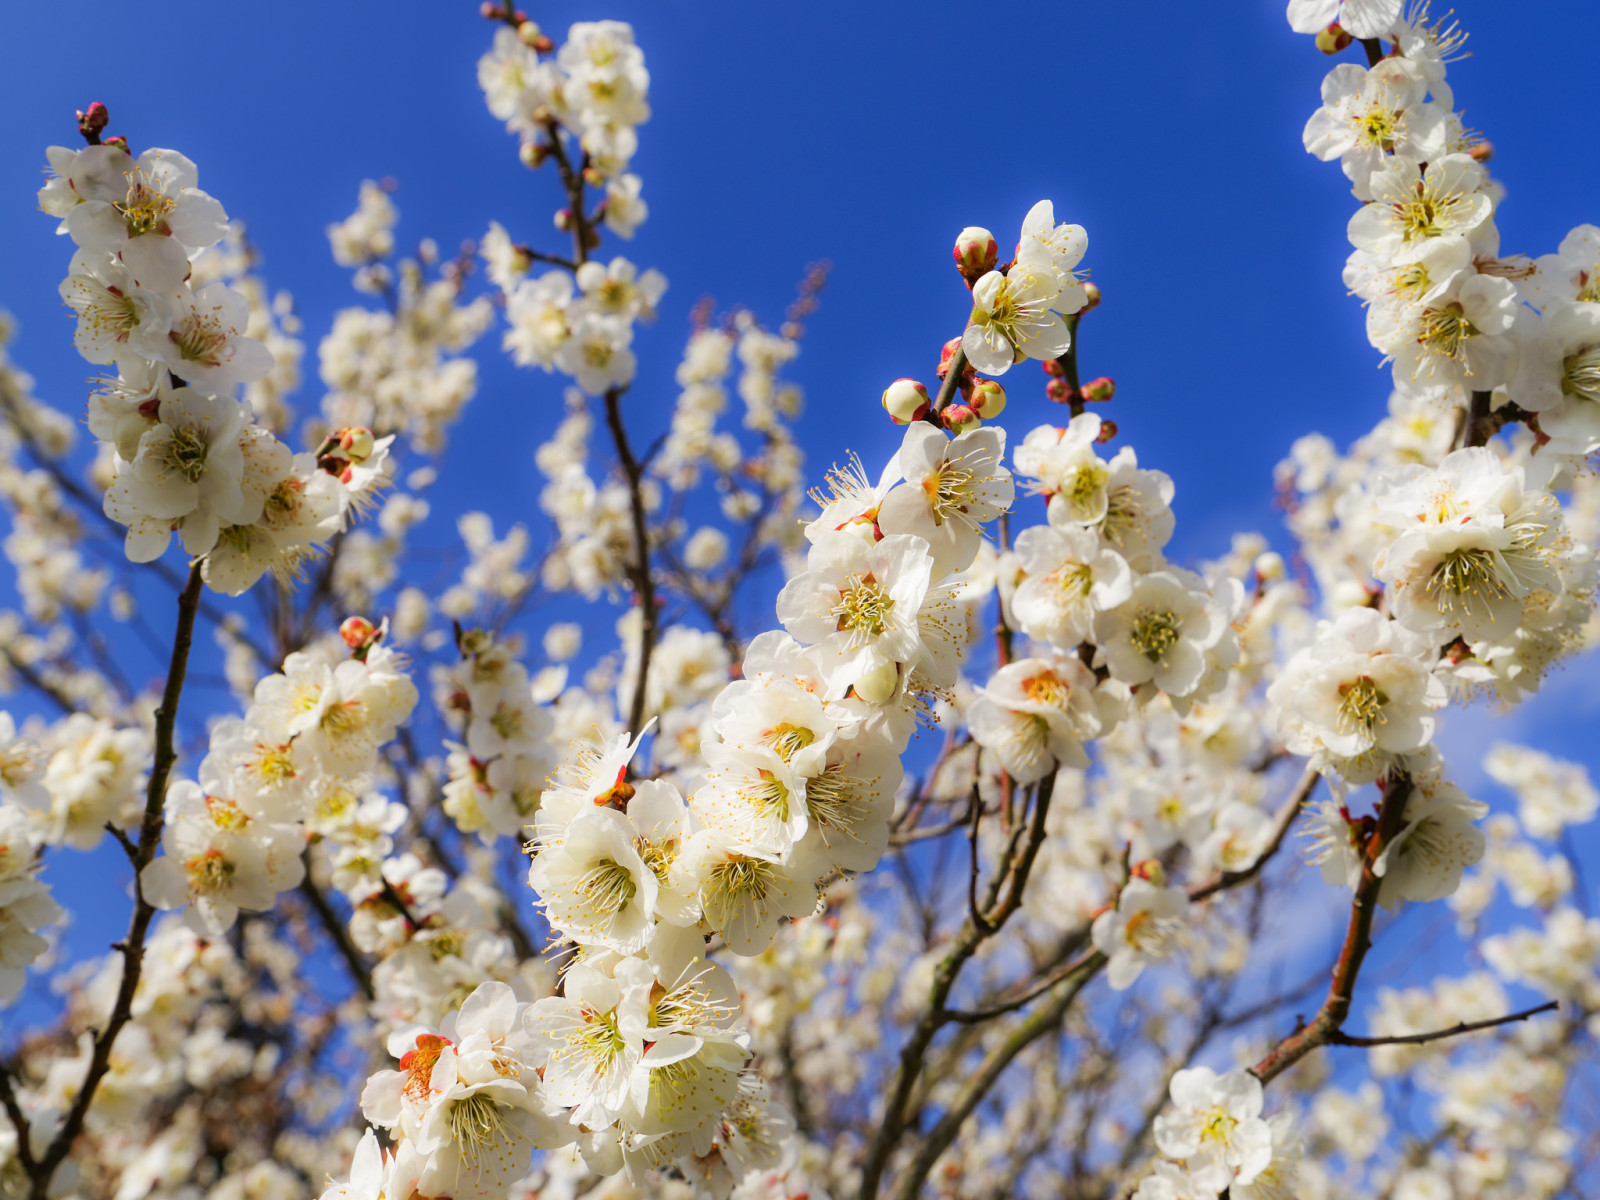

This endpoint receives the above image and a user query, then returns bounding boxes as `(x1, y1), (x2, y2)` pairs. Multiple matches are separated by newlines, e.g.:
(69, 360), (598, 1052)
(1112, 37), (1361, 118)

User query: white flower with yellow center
(529, 806), (659, 954)
(58, 240), (187, 367)
(1372, 447), (1566, 645)
(1266, 606), (1447, 784)
(158, 281), (275, 393)
(1019, 199), (1089, 308)
(1094, 569), (1230, 699)
(877, 422), (1014, 577)
(1525, 222), (1600, 310)
(574, 257), (667, 322)
(503, 271), (573, 369)
(1349, 154), (1495, 267)
(527, 958), (652, 1129)
(776, 530), (933, 701)
(555, 311), (636, 396)
(1014, 414), (1109, 526)
(673, 829), (818, 956)
(790, 732), (901, 875)
(1303, 57), (1445, 199)
(1091, 877), (1190, 991)
(962, 240), (1073, 375)
(1011, 523), (1134, 649)
(1509, 301), (1600, 456)
(1153, 1067), (1274, 1193)
(1373, 776), (1488, 909)
(1287, 0), (1402, 39)
(63, 146), (228, 257)
(1379, 270), (1519, 403)
(968, 655), (1105, 784)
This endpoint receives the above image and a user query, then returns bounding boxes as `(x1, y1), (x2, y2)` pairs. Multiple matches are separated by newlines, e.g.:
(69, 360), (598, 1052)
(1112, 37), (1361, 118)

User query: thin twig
(603, 386), (659, 741)
(1328, 1000), (1558, 1048)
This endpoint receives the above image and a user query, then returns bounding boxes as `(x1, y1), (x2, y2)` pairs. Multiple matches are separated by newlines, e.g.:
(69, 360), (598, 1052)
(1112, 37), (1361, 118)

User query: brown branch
(1250, 773), (1413, 1087)
(1187, 767), (1319, 903)
(27, 562), (204, 1198)
(297, 861), (376, 1002)
(1465, 389), (1494, 448)
(603, 386), (659, 742)
(931, 344), (967, 415)
(1328, 1000), (1558, 1048)
(0, 1062), (34, 1173)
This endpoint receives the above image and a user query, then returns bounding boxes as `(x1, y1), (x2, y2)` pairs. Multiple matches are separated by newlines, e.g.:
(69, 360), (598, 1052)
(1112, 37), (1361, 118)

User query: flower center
(921, 461), (977, 526)
(1425, 547), (1510, 610)
(118, 171), (177, 238)
(1561, 344), (1600, 403)
(1358, 106), (1399, 151)
(185, 849), (235, 894)
(709, 854), (775, 905)
(1022, 670), (1071, 708)
(1336, 675), (1389, 733)
(448, 1091), (521, 1161)
(164, 426), (210, 483)
(576, 858), (637, 914)
(803, 765), (861, 833)
(169, 313), (231, 368)
(1416, 302), (1476, 365)
(764, 722), (815, 762)
(750, 769), (792, 822)
(833, 573), (894, 642)
(1129, 608), (1181, 663)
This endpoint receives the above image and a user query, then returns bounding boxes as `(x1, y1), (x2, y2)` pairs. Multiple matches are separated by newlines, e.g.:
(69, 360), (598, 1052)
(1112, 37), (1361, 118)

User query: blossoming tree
(0, 4), (1597, 1199)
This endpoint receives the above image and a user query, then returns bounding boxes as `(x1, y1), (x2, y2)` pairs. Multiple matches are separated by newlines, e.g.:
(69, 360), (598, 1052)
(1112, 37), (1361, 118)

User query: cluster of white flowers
(38, 140), (388, 593)
(0, 717), (62, 1003)
(141, 627), (418, 935)
(478, 19), (650, 239)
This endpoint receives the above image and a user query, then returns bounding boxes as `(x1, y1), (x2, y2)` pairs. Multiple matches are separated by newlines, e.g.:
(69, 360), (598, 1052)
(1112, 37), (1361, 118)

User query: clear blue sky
(2, 0), (1598, 1053)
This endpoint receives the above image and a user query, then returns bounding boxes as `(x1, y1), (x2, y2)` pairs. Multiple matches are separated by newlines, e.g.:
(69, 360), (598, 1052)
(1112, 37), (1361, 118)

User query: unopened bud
(1315, 21), (1353, 54)
(882, 378), (931, 425)
(520, 140), (550, 169)
(1254, 551), (1286, 582)
(76, 101), (109, 146)
(942, 403), (980, 434)
(969, 378), (1006, 418)
(1468, 141), (1494, 164)
(340, 616), (382, 657)
(1079, 281), (1102, 312)
(1046, 379), (1073, 404)
(102, 135), (129, 154)
(510, 243), (535, 274)
(937, 337), (965, 380)
(1041, 358), (1066, 378)
(1096, 419), (1118, 443)
(1130, 859), (1167, 886)
(554, 208), (574, 231)
(338, 426), (376, 463)
(853, 660), (899, 706)
(458, 627), (493, 656)
(1081, 376), (1116, 403)
(517, 18), (543, 45)
(479, 1), (502, 17)
(952, 226), (999, 284)
(582, 165), (605, 189)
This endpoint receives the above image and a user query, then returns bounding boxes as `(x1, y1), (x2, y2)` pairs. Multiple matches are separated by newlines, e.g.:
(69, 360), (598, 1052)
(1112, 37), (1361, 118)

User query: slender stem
(603, 386), (659, 740)
(1187, 768), (1318, 903)
(1329, 1000), (1558, 1048)
(931, 345), (967, 415)
(1465, 389), (1494, 448)
(27, 562), (203, 1198)
(297, 863), (376, 1002)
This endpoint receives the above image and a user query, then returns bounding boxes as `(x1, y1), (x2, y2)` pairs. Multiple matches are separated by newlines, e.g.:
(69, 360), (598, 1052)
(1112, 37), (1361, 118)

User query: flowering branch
(602, 385), (659, 741)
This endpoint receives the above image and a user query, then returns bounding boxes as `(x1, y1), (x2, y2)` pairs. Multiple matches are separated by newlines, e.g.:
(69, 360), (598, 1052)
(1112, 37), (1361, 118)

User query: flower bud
(882, 378), (931, 425)
(76, 101), (109, 144)
(937, 337), (964, 380)
(340, 616), (382, 658)
(942, 403), (980, 434)
(582, 165), (606, 189)
(969, 378), (1006, 418)
(853, 660), (899, 706)
(1254, 551), (1286, 582)
(1079, 281), (1102, 313)
(1315, 21), (1353, 54)
(1041, 358), (1066, 378)
(1095, 419), (1118, 444)
(479, 1), (502, 17)
(517, 18), (543, 45)
(1081, 376), (1116, 403)
(953, 226), (999, 284)
(1468, 141), (1494, 164)
(103, 135), (130, 154)
(520, 140), (549, 169)
(1131, 859), (1167, 886)
(1046, 379), (1073, 405)
(554, 208), (574, 231)
(338, 426), (377, 463)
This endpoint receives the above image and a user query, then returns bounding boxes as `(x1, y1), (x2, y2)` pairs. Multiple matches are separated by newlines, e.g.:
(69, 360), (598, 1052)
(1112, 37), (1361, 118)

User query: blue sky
(2, 0), (1598, 1072)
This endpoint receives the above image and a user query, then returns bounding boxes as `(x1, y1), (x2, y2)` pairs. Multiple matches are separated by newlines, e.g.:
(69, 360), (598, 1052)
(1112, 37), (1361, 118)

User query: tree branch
(603, 385), (659, 741)
(1328, 1000), (1558, 1048)
(27, 562), (204, 1198)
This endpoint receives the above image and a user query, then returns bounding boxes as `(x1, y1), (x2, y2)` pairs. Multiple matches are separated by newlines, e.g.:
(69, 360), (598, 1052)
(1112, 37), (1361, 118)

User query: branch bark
(26, 562), (204, 1198)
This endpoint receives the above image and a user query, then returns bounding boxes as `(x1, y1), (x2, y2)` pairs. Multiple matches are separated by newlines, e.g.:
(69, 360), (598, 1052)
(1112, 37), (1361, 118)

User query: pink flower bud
(1046, 379), (1073, 405)
(554, 208), (574, 231)
(1469, 141), (1494, 164)
(1130, 859), (1167, 886)
(969, 379), (1006, 418)
(1079, 282), (1102, 312)
(942, 403), (980, 434)
(953, 226), (998, 284)
(1041, 359), (1066, 379)
(1096, 419), (1118, 444)
(340, 616), (380, 655)
(1315, 21), (1353, 54)
(1081, 376), (1116, 403)
(882, 378), (931, 425)
(937, 337), (964, 380)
